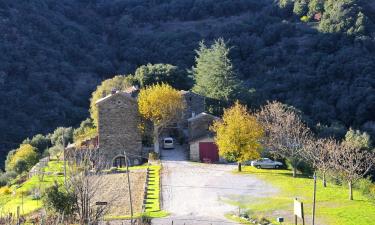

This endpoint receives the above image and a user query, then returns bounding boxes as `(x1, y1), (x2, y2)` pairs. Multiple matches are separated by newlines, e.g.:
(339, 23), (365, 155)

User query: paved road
(152, 146), (277, 225)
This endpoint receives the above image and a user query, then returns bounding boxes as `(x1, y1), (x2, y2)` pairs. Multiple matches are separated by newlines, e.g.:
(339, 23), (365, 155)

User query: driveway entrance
(152, 145), (278, 225)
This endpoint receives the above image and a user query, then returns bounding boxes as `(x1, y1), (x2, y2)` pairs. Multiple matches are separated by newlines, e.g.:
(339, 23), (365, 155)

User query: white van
(163, 137), (174, 149)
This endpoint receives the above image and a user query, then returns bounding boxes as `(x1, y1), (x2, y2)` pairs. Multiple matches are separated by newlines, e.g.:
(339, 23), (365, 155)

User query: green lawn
(143, 165), (169, 218)
(0, 160), (64, 216)
(231, 166), (375, 225)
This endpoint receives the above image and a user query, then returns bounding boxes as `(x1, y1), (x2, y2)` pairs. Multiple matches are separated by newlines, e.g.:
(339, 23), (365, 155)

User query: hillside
(1, 0), (375, 166)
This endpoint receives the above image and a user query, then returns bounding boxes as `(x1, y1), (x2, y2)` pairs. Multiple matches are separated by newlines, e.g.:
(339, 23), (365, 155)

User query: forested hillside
(1, 0), (375, 166)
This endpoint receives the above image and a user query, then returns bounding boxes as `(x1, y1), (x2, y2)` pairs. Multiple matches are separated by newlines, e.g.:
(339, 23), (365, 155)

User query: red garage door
(199, 142), (219, 163)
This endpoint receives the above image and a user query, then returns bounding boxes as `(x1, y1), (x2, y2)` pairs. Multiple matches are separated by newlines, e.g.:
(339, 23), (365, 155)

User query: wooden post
(124, 151), (134, 225)
(16, 206), (20, 225)
(301, 202), (305, 225)
(312, 172), (317, 225)
(62, 129), (67, 187)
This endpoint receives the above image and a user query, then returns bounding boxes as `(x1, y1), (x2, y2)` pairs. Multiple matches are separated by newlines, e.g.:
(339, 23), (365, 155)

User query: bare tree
(330, 142), (375, 200)
(304, 138), (338, 187)
(256, 101), (312, 177)
(66, 148), (113, 224)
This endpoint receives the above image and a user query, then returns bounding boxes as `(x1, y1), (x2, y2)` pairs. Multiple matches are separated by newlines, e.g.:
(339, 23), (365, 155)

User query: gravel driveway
(152, 146), (277, 225)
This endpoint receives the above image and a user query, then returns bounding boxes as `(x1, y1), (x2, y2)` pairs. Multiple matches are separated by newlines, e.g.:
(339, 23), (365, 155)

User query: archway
(113, 155), (126, 168)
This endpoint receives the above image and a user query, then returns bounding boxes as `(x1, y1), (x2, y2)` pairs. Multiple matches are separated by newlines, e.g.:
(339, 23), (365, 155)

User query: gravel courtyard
(152, 146), (277, 225)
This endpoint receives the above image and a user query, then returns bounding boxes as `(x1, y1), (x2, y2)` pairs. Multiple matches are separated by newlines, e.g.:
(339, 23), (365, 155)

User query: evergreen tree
(192, 38), (240, 102)
(293, 0), (308, 17)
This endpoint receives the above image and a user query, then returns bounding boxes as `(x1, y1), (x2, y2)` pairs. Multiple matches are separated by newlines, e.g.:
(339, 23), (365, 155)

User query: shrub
(301, 15), (309, 22)
(7, 144), (39, 173)
(43, 182), (77, 216)
(149, 152), (159, 160)
(0, 186), (11, 195)
(355, 178), (375, 201)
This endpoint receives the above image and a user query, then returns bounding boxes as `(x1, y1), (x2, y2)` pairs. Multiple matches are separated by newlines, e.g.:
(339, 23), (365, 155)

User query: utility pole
(312, 172), (317, 225)
(62, 129), (67, 187)
(124, 151), (134, 225)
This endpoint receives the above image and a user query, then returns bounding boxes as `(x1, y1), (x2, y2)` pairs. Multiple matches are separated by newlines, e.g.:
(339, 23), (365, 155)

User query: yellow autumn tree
(211, 101), (264, 172)
(7, 144), (39, 172)
(138, 83), (185, 153)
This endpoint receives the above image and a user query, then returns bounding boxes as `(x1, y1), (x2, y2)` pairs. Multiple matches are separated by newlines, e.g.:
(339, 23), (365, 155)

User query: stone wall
(189, 136), (215, 162)
(97, 92), (142, 167)
(188, 113), (218, 141)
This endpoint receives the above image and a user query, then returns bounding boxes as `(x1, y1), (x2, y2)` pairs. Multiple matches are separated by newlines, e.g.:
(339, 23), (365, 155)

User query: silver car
(250, 158), (283, 169)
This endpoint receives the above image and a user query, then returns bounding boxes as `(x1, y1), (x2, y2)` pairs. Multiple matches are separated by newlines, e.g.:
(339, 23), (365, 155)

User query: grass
(142, 164), (169, 218)
(0, 160), (64, 216)
(230, 166), (375, 225)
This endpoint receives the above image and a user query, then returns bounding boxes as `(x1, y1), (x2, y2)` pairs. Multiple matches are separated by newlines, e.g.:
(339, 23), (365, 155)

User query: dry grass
(91, 170), (146, 218)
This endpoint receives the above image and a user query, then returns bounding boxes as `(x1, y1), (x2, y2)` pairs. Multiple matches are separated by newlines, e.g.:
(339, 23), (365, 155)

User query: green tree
(90, 75), (136, 126)
(293, 0), (308, 16)
(134, 63), (191, 89)
(51, 127), (73, 147)
(308, 0), (324, 16)
(44, 182), (77, 218)
(13, 159), (28, 174)
(29, 134), (50, 155)
(344, 128), (372, 150)
(192, 38), (240, 102)
(73, 118), (96, 144)
(319, 0), (367, 35)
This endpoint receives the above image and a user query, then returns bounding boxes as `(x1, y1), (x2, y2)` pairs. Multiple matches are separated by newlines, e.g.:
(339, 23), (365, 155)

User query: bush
(149, 152), (159, 160)
(301, 15), (309, 22)
(355, 178), (375, 200)
(43, 182), (77, 216)
(0, 186), (11, 195)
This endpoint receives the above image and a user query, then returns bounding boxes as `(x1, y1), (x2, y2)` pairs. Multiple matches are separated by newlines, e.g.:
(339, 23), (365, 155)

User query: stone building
(180, 91), (205, 128)
(188, 113), (220, 162)
(96, 91), (142, 167)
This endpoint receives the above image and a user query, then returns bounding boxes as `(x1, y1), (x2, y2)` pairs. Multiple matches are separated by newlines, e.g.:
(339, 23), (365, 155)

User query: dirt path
(152, 146), (277, 225)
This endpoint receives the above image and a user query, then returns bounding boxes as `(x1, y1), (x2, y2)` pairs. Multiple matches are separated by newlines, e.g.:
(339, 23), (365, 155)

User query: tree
(134, 63), (191, 90)
(50, 127), (74, 147)
(29, 134), (51, 155)
(192, 38), (240, 102)
(73, 118), (97, 144)
(44, 182), (77, 221)
(319, 0), (367, 35)
(293, 0), (308, 17)
(66, 149), (111, 224)
(344, 128), (372, 150)
(211, 101), (264, 172)
(138, 83), (185, 153)
(308, 0), (324, 16)
(6, 144), (39, 173)
(256, 101), (312, 177)
(89, 75), (136, 126)
(330, 142), (375, 200)
(305, 138), (338, 187)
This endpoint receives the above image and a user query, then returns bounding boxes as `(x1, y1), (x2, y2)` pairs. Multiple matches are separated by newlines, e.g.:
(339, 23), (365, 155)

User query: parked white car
(163, 137), (174, 149)
(249, 158), (283, 169)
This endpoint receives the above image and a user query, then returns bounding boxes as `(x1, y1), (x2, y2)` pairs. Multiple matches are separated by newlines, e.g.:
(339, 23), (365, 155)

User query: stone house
(188, 113), (220, 162)
(180, 90), (205, 128)
(96, 91), (143, 167)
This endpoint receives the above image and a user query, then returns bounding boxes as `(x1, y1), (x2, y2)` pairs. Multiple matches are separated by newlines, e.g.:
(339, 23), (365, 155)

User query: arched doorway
(113, 156), (126, 168)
